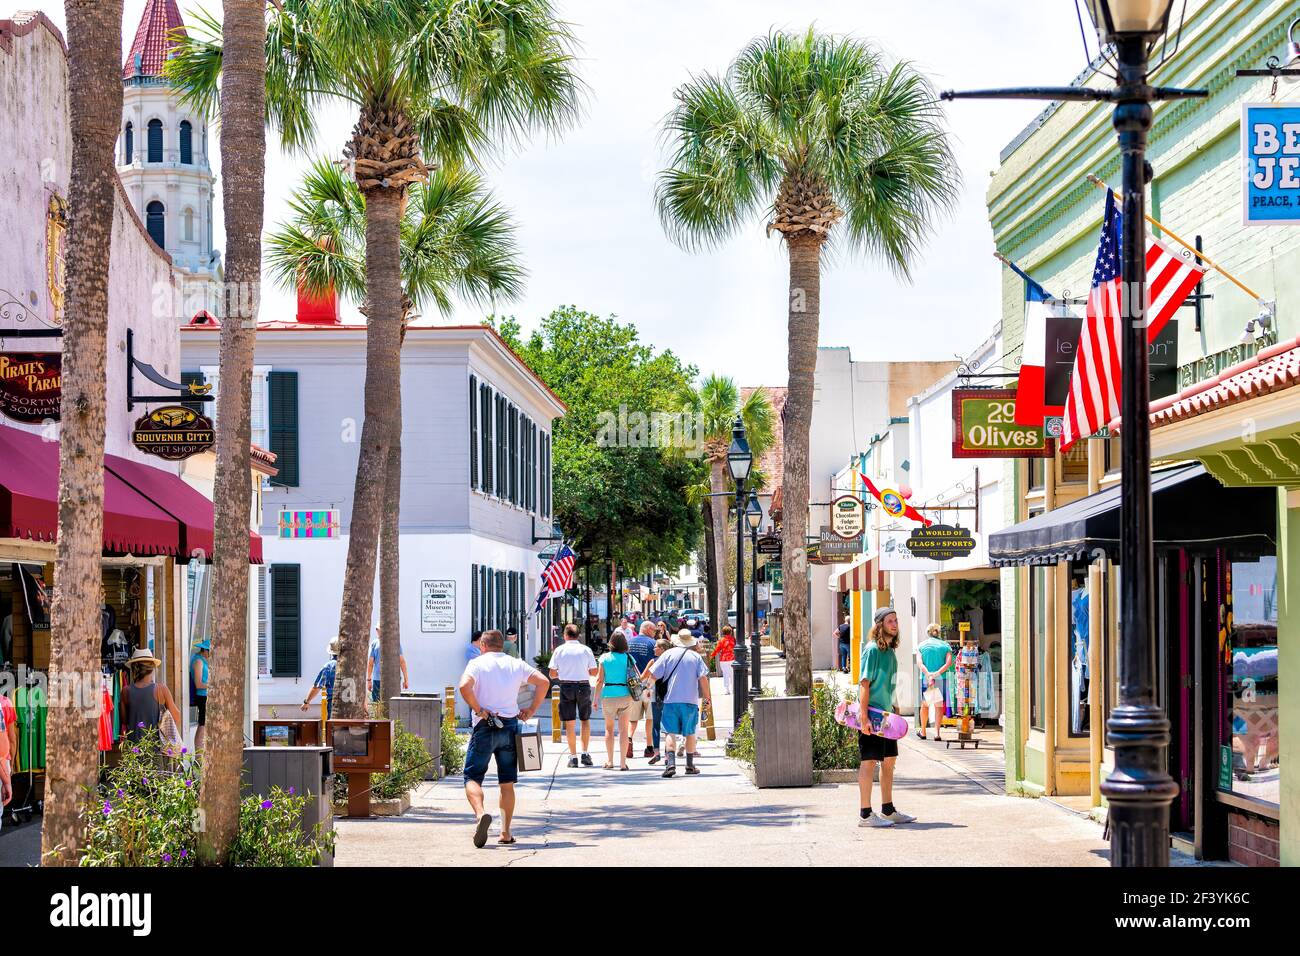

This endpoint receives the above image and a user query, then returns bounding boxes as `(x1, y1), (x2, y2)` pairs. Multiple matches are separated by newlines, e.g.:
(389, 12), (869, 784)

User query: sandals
(915, 731), (927, 740)
(498, 836), (517, 845)
(602, 763), (614, 770)
(473, 813), (493, 849)
(619, 765), (629, 771)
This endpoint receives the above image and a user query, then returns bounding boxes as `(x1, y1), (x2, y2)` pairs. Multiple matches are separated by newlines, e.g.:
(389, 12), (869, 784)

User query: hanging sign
(830, 495), (866, 539)
(1242, 102), (1300, 226)
(420, 579), (456, 633)
(131, 405), (215, 460)
(952, 389), (1052, 459)
(278, 510), (340, 539)
(755, 534), (782, 556)
(817, 527), (862, 560)
(879, 529), (945, 573)
(0, 352), (61, 423)
(905, 524), (977, 561)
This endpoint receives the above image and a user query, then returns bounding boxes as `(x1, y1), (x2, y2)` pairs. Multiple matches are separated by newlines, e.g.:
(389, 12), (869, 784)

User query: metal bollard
(551, 686), (562, 743)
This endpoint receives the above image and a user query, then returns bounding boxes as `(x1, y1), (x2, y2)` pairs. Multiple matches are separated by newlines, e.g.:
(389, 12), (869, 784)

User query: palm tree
(41, 0), (124, 868)
(267, 159), (525, 704)
(656, 30), (958, 695)
(191, 0), (267, 865)
(169, 0), (581, 719)
(683, 376), (773, 629)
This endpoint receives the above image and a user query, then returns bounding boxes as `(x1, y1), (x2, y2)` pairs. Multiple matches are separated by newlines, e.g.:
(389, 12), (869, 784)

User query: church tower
(117, 0), (222, 319)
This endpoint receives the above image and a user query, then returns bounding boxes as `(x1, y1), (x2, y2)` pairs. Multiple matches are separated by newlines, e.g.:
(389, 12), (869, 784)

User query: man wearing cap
(302, 639), (340, 718)
(644, 629), (713, 777)
(189, 639), (211, 752)
(858, 608), (916, 828)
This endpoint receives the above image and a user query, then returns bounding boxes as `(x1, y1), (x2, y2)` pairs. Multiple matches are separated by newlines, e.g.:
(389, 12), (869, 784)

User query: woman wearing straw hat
(120, 647), (183, 747)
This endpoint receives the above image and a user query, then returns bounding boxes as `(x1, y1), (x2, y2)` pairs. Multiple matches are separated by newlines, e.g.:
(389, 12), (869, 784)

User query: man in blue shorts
(645, 629), (712, 778)
(459, 630), (550, 848)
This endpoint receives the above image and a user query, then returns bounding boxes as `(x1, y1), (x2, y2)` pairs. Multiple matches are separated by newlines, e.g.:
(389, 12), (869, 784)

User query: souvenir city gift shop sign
(830, 494), (866, 539)
(1242, 101), (1300, 226)
(952, 388), (1052, 459)
(131, 405), (215, 460)
(0, 351), (60, 423)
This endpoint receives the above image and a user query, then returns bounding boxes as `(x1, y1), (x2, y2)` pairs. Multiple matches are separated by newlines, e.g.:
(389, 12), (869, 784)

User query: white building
(116, 0), (221, 319)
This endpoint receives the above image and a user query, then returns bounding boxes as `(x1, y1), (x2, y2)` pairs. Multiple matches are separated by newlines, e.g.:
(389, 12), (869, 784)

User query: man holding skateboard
(857, 607), (916, 828)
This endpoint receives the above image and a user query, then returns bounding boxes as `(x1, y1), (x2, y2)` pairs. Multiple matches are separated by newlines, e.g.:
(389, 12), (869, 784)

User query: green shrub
(79, 729), (332, 867)
(727, 683), (860, 772)
(441, 709), (465, 776)
(533, 649), (553, 671)
(368, 722), (429, 799)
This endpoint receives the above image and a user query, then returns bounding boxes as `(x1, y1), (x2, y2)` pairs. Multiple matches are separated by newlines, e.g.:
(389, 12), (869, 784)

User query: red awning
(835, 558), (884, 593)
(1, 424), (262, 563)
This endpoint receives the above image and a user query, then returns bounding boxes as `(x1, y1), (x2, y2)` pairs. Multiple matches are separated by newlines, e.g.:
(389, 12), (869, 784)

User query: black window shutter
(509, 406), (519, 505)
(179, 120), (193, 165)
(181, 371), (206, 416)
(471, 563), (479, 632)
(469, 375), (478, 489)
(496, 396), (506, 498)
(147, 118), (163, 162)
(479, 383), (492, 493)
(269, 370), (299, 487)
(270, 564), (302, 677)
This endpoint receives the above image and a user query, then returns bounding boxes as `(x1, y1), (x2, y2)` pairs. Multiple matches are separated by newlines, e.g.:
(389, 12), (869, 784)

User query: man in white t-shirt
(459, 629), (550, 848)
(548, 623), (599, 768)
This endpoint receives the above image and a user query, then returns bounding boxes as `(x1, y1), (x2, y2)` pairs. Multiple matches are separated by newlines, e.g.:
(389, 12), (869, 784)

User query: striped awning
(833, 556), (884, 592)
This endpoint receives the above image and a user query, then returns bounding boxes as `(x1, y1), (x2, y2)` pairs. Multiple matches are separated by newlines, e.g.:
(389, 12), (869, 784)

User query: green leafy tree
(656, 29), (958, 694)
(169, 0), (582, 719)
(491, 308), (702, 594)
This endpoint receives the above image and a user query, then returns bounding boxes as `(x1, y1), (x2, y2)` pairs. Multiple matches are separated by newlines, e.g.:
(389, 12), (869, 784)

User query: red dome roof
(122, 0), (186, 80)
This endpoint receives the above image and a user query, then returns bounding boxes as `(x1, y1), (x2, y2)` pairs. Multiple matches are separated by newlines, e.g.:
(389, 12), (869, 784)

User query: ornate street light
(746, 493), (764, 696)
(726, 417), (752, 730)
(942, 0), (1202, 867)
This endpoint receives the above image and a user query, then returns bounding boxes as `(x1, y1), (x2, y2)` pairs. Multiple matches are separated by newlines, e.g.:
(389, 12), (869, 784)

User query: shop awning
(988, 464), (1275, 567)
(1, 424), (262, 563)
(832, 556), (884, 592)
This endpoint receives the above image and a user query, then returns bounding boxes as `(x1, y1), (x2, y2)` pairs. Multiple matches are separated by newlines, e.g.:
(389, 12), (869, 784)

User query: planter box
(752, 696), (813, 788)
(389, 695), (442, 781)
(371, 793), (412, 816)
(243, 746), (334, 867)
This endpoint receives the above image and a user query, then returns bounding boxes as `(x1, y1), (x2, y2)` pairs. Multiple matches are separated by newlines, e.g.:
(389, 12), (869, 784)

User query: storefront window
(1028, 457), (1045, 492)
(1106, 563), (1120, 718)
(1219, 556), (1279, 806)
(1060, 442), (1089, 484)
(1103, 435), (1121, 475)
(1029, 565), (1046, 731)
(1067, 564), (1090, 737)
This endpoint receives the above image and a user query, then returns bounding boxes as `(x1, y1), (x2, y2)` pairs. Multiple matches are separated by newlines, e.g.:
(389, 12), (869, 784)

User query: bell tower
(117, 0), (222, 320)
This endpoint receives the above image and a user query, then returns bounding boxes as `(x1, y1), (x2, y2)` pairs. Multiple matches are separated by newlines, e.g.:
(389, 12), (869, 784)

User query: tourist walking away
(189, 639), (210, 752)
(549, 623), (598, 767)
(459, 630), (550, 848)
(711, 625), (736, 695)
(858, 608), (915, 828)
(643, 637), (672, 763)
(594, 632), (638, 770)
(915, 623), (953, 741)
(627, 622), (658, 757)
(837, 620), (852, 674)
(504, 627), (520, 658)
(645, 629), (712, 777)
(302, 638), (340, 717)
(122, 647), (183, 746)
(367, 625), (409, 706)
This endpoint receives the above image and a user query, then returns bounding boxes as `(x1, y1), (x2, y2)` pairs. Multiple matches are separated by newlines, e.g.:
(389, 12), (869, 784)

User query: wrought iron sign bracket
(531, 517), (564, 545)
(126, 328), (212, 410)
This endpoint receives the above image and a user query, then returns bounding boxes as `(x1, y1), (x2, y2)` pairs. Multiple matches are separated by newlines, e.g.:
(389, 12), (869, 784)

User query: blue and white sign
(1243, 102), (1300, 226)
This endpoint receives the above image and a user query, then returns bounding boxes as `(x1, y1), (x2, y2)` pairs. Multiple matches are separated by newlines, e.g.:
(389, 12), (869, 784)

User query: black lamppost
(580, 546), (593, 645)
(941, 0), (1203, 867)
(746, 492), (763, 696)
(726, 417), (753, 728)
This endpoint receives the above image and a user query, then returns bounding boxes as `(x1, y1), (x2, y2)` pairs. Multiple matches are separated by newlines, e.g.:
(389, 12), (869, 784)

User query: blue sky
(34, 0), (1087, 385)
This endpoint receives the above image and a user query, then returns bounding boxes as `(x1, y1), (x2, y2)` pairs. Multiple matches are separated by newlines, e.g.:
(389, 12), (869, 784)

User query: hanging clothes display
(977, 650), (996, 715)
(97, 676), (114, 752)
(1070, 587), (1089, 735)
(955, 644), (980, 716)
(15, 681), (46, 772)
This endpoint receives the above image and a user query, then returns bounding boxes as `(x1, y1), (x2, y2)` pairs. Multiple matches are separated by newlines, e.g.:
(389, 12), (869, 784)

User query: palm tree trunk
(781, 234), (823, 697)
(701, 501), (718, 628)
(198, 0), (266, 863)
(334, 187), (404, 718)
(708, 457), (730, 629)
(378, 423), (401, 707)
(41, 0), (123, 867)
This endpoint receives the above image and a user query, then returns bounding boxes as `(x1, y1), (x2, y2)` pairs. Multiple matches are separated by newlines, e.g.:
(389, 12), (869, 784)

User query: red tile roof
(1122, 337), (1300, 431)
(123, 0), (185, 79)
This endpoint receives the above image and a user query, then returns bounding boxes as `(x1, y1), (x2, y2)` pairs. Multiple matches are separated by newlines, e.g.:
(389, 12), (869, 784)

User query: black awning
(989, 464), (1276, 567)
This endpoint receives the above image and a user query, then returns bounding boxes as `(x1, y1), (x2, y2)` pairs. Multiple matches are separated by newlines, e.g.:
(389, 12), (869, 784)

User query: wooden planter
(752, 696), (813, 788)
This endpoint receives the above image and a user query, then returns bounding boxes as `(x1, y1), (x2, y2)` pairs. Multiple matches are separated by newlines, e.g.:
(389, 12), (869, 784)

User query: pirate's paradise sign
(132, 405), (215, 460)
(0, 352), (61, 423)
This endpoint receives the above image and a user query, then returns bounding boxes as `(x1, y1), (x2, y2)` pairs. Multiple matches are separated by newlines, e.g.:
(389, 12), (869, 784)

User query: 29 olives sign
(951, 388), (1052, 459)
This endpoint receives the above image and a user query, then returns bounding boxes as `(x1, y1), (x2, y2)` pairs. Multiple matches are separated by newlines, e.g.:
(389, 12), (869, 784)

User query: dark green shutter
(270, 564), (301, 677)
(181, 371), (206, 416)
(469, 375), (478, 488)
(471, 563), (479, 632)
(269, 370), (299, 487)
(479, 383), (492, 493)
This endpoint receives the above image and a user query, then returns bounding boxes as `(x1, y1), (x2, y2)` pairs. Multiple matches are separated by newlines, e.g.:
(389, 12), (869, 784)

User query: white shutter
(250, 366), (271, 452)
(200, 365), (220, 429)
(256, 565), (269, 677)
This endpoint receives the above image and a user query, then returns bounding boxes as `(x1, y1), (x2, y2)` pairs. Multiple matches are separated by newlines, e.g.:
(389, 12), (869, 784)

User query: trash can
(752, 696), (813, 788)
(389, 695), (441, 780)
(243, 745), (335, 866)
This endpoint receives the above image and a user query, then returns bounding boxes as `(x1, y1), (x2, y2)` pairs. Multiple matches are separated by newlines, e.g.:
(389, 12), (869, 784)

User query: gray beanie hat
(873, 606), (896, 625)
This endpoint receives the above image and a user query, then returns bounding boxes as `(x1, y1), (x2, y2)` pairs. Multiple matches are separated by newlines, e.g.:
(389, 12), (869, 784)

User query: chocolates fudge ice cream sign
(0, 352), (61, 423)
(132, 405), (215, 460)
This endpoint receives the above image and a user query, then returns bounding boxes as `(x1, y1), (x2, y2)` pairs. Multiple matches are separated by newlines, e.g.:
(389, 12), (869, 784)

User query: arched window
(179, 121), (192, 165)
(147, 119), (163, 163)
(183, 208), (194, 242)
(146, 201), (165, 249)
(124, 122), (133, 163)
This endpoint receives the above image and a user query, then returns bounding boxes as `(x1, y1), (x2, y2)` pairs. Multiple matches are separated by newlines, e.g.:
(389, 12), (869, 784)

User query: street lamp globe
(746, 493), (763, 531)
(726, 417), (752, 484)
(1082, 0), (1176, 42)
(1284, 18), (1300, 86)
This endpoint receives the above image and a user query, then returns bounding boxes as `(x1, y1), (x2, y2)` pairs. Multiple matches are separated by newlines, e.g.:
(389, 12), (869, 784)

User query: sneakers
(662, 766), (676, 778)
(643, 746), (655, 758)
(684, 766), (701, 775)
(648, 752), (661, 765)
(567, 756), (578, 769)
(626, 742), (634, 759)
(858, 813), (894, 828)
(579, 753), (594, 767)
(881, 809), (915, 824)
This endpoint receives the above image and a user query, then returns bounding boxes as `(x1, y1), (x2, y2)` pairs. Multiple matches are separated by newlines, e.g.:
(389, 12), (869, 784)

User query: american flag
(534, 543), (576, 613)
(1061, 189), (1206, 451)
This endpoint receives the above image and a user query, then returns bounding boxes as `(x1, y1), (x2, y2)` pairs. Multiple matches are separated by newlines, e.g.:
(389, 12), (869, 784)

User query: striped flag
(533, 543), (576, 613)
(1061, 189), (1206, 451)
